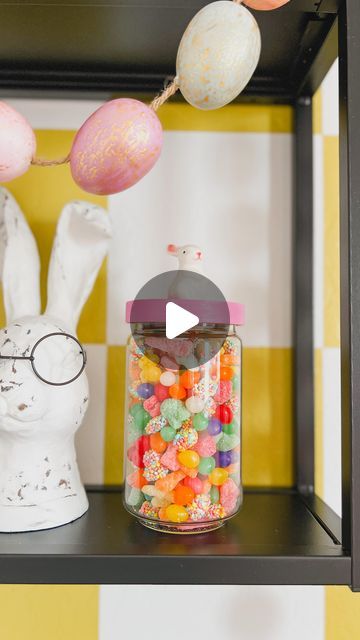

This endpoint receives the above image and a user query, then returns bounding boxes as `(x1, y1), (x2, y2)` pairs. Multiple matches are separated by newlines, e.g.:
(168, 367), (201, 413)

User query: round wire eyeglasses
(0, 332), (87, 386)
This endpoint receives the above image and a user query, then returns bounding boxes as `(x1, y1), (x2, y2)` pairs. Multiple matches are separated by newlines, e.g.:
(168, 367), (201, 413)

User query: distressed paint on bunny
(0, 188), (111, 532)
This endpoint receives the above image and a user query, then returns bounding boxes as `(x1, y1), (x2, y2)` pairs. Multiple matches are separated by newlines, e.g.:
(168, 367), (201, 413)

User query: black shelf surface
(0, 0), (341, 101)
(0, 489), (350, 585)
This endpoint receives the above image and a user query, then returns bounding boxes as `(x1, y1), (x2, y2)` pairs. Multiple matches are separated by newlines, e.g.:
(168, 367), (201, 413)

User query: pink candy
(220, 478), (240, 514)
(194, 433), (217, 457)
(183, 476), (203, 494)
(160, 444), (180, 471)
(214, 380), (232, 404)
(143, 395), (160, 417)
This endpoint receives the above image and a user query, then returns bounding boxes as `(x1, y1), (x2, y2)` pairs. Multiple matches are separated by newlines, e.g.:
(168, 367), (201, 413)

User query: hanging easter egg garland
(0, 0), (289, 196)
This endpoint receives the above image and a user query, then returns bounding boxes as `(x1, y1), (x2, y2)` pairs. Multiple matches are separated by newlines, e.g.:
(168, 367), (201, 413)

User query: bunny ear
(46, 200), (111, 331)
(167, 244), (178, 255)
(0, 187), (41, 323)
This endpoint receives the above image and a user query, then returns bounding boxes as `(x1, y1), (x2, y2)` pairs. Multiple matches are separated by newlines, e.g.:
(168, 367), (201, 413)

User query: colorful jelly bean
(209, 467), (229, 486)
(165, 504), (189, 523)
(137, 383), (154, 399)
(198, 456), (216, 475)
(177, 450), (200, 469)
(193, 413), (208, 431)
(174, 484), (195, 506)
(160, 371), (176, 386)
(161, 425), (176, 442)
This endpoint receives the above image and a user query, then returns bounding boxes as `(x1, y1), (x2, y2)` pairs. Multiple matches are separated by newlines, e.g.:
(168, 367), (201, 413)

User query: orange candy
(155, 470), (185, 493)
(169, 383), (186, 400)
(150, 432), (167, 454)
(174, 484), (195, 506)
(179, 464), (198, 478)
(158, 507), (168, 521)
(180, 370), (201, 389)
(220, 366), (234, 381)
(126, 469), (147, 489)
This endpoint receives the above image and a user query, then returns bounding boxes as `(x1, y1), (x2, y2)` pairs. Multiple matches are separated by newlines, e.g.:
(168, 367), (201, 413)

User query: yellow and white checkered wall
(0, 61), (359, 639)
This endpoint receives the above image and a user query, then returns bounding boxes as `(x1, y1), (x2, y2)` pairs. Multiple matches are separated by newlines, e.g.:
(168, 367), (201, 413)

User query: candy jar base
(124, 501), (242, 535)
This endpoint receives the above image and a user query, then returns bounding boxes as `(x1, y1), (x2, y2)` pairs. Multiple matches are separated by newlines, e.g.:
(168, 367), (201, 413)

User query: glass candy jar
(123, 301), (244, 534)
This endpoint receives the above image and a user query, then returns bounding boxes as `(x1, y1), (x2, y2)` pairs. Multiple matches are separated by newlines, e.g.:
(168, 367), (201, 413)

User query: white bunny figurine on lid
(0, 188), (111, 532)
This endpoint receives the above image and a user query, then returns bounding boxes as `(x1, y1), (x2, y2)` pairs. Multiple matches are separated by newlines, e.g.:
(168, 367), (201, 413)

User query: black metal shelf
(0, 489), (350, 585)
(1, 0), (360, 591)
(0, 0), (339, 102)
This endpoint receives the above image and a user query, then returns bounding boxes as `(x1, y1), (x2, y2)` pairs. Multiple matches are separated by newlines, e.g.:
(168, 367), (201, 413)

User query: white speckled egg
(0, 102), (36, 181)
(176, 0), (261, 110)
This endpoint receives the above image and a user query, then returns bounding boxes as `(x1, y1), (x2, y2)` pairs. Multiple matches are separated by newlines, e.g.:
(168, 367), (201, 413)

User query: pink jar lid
(126, 299), (245, 325)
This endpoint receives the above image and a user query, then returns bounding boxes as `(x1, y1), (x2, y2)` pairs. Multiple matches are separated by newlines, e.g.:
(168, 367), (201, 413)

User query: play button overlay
(127, 270), (230, 370)
(166, 302), (199, 339)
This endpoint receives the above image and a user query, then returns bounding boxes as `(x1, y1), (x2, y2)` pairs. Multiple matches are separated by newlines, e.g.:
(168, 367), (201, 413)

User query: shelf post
(339, 0), (360, 592)
(293, 97), (315, 496)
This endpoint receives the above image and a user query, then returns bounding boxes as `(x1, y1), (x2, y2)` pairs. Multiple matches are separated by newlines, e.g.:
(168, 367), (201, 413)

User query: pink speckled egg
(0, 102), (36, 182)
(70, 98), (163, 195)
(244, 0), (290, 9)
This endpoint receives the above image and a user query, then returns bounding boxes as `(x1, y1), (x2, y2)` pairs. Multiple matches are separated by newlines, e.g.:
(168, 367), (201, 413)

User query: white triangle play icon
(166, 302), (199, 339)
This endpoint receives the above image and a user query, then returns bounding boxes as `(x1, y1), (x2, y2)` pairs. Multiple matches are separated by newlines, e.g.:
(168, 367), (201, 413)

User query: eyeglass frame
(0, 332), (87, 386)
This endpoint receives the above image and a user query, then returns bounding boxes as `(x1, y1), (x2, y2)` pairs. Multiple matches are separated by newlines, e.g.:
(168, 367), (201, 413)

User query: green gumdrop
(210, 485), (220, 504)
(161, 399), (190, 429)
(222, 422), (237, 435)
(130, 404), (144, 418)
(193, 413), (208, 432)
(134, 407), (151, 430)
(217, 433), (240, 452)
(127, 488), (144, 508)
(161, 426), (176, 442)
(232, 375), (240, 391)
(198, 456), (216, 475)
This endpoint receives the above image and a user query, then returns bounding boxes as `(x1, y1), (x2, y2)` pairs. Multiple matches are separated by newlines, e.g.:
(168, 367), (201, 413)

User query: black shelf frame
(0, 0), (359, 589)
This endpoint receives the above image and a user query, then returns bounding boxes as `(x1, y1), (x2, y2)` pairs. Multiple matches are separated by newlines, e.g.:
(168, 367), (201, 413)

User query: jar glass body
(123, 323), (242, 533)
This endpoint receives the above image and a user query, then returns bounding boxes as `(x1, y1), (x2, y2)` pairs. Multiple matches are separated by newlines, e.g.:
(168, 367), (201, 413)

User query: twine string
(31, 153), (71, 167)
(150, 77), (179, 112)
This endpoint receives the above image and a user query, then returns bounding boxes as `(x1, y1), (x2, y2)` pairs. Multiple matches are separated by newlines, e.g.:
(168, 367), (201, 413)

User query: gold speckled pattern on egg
(176, 0), (261, 110)
(70, 98), (163, 195)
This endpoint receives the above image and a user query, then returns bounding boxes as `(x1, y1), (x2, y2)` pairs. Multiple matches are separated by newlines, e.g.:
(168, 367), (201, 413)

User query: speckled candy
(214, 380), (232, 404)
(220, 477), (240, 514)
(160, 443), (181, 471)
(144, 415), (168, 435)
(70, 98), (163, 195)
(174, 425), (198, 451)
(176, 1), (261, 110)
(194, 433), (217, 457)
(187, 494), (211, 521)
(216, 433), (240, 452)
(143, 450), (169, 482)
(143, 394), (160, 417)
(0, 102), (36, 181)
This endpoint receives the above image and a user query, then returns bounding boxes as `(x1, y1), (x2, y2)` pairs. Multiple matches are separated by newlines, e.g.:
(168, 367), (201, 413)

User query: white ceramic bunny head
(0, 188), (111, 532)
(167, 243), (204, 273)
